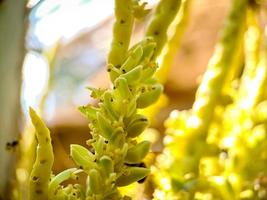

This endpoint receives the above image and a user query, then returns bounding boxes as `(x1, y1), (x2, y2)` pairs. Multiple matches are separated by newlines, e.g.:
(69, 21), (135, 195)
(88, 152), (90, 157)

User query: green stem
(29, 108), (54, 200)
(188, 0), (248, 137)
(236, 8), (262, 109)
(146, 0), (182, 57)
(108, 0), (135, 68)
(156, 0), (191, 84)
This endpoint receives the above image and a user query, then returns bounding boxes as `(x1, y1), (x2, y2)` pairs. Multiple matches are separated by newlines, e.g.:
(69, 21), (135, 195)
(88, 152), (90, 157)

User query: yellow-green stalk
(156, 0), (191, 84)
(188, 0), (248, 137)
(141, 0), (188, 124)
(28, 108), (54, 200)
(146, 0), (182, 57)
(108, 0), (135, 68)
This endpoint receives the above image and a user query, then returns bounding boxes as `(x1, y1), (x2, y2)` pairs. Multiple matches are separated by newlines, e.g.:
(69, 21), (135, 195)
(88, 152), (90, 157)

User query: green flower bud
(96, 112), (114, 140)
(125, 98), (137, 118)
(141, 62), (157, 81)
(110, 127), (125, 147)
(86, 87), (106, 100)
(122, 143), (129, 159)
(49, 168), (78, 198)
(125, 141), (151, 164)
(70, 144), (96, 170)
(136, 83), (163, 108)
(78, 105), (98, 121)
(93, 137), (105, 157)
(115, 167), (150, 186)
(114, 77), (132, 100)
(126, 114), (149, 138)
(88, 169), (101, 194)
(70, 184), (86, 200)
(103, 91), (119, 120)
(107, 64), (121, 82)
(120, 45), (143, 72)
(141, 41), (156, 63)
(99, 155), (114, 176)
(121, 65), (143, 85)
